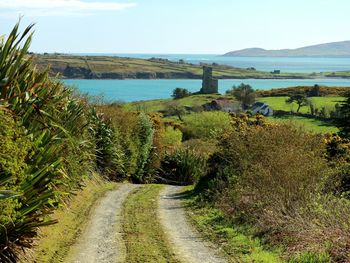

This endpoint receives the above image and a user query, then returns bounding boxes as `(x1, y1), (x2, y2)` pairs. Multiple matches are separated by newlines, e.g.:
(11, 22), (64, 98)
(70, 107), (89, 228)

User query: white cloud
(0, 0), (136, 17)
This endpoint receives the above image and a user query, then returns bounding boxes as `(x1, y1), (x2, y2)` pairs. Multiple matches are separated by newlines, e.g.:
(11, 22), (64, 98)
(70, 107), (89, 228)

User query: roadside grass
(122, 184), (180, 263)
(28, 176), (117, 263)
(267, 116), (339, 133)
(184, 192), (284, 263)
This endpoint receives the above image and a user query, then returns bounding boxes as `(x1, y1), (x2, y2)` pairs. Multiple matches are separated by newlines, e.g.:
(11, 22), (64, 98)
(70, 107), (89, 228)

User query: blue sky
(0, 0), (349, 54)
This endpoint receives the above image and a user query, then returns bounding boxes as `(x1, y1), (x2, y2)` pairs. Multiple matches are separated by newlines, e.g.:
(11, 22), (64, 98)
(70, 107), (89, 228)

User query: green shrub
(0, 110), (30, 227)
(134, 112), (154, 182)
(181, 139), (217, 159)
(172, 87), (191, 99)
(97, 105), (156, 181)
(196, 115), (350, 261)
(335, 92), (350, 138)
(257, 86), (350, 97)
(89, 109), (124, 180)
(226, 83), (256, 109)
(159, 148), (206, 185)
(160, 126), (182, 148)
(182, 111), (231, 140)
(289, 252), (331, 263)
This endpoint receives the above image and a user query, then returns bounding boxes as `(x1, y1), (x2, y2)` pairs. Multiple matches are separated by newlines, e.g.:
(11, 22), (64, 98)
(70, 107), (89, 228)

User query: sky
(0, 0), (349, 54)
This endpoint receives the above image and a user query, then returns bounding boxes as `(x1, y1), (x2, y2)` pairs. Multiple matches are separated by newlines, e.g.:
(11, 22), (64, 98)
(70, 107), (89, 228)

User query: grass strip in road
(122, 184), (180, 263)
(185, 192), (283, 263)
(28, 176), (117, 263)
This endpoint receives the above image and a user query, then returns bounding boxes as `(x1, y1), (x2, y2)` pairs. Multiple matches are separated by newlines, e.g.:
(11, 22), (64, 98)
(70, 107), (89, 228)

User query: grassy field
(125, 94), (224, 112)
(127, 94), (345, 113)
(267, 116), (338, 133)
(122, 185), (180, 263)
(259, 96), (345, 113)
(125, 94), (341, 134)
(28, 177), (117, 263)
(34, 54), (322, 79)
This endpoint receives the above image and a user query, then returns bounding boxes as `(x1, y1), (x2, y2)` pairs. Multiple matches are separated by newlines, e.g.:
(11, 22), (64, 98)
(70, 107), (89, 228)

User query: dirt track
(65, 184), (224, 263)
(66, 184), (140, 263)
(158, 186), (225, 263)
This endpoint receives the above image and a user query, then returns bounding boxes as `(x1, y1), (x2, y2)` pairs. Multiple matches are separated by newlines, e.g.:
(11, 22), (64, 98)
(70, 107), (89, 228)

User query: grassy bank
(122, 185), (180, 263)
(27, 177), (117, 263)
(186, 196), (283, 263)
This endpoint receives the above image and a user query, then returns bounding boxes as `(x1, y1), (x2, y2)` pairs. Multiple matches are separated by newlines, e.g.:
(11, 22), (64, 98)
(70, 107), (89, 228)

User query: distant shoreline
(34, 54), (350, 80)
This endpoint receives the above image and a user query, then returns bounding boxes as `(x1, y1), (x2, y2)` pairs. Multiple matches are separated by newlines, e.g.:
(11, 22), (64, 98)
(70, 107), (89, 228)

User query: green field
(125, 94), (224, 112)
(260, 96), (345, 113)
(267, 116), (338, 133)
(125, 94), (341, 134)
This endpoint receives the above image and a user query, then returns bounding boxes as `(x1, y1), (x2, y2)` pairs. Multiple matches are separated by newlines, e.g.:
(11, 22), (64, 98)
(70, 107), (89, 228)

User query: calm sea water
(73, 53), (350, 73)
(65, 54), (350, 102)
(64, 78), (350, 102)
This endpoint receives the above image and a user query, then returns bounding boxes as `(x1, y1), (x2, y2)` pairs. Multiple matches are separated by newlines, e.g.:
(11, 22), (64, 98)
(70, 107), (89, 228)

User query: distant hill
(224, 41), (350, 57)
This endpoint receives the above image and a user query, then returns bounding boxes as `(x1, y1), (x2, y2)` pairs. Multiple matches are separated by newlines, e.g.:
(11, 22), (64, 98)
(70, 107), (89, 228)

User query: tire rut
(158, 185), (226, 263)
(66, 183), (141, 263)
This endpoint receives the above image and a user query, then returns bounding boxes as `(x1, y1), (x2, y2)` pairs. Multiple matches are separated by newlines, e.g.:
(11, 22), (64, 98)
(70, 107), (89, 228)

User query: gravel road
(66, 184), (141, 263)
(158, 186), (226, 263)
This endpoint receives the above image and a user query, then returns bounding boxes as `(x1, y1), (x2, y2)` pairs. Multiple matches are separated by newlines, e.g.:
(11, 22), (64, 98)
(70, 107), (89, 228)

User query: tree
(227, 83), (256, 109)
(335, 92), (350, 138)
(172, 87), (191, 99)
(308, 84), (321, 97)
(286, 94), (310, 112)
(165, 102), (186, 121)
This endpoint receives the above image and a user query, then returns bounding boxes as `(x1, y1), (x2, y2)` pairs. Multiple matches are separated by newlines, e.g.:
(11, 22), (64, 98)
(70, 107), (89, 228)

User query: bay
(64, 78), (350, 102)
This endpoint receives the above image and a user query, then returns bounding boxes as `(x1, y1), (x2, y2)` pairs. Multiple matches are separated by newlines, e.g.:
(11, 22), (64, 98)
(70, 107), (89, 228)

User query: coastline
(35, 54), (348, 80)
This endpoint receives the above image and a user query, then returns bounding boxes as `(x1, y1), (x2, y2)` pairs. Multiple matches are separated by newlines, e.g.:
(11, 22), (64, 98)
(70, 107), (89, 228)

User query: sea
(64, 54), (350, 102)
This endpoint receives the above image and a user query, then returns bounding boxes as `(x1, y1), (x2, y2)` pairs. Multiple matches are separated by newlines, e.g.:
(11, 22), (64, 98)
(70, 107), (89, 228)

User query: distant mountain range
(223, 41), (350, 57)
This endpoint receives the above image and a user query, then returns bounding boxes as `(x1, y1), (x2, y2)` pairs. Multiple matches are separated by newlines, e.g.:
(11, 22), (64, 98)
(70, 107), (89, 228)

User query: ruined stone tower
(200, 66), (218, 94)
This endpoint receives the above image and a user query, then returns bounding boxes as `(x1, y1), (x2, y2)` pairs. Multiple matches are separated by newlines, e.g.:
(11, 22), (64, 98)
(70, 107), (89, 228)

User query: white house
(252, 102), (273, 116)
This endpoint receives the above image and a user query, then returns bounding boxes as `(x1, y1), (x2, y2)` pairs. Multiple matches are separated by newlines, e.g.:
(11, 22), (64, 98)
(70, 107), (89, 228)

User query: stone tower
(200, 66), (218, 94)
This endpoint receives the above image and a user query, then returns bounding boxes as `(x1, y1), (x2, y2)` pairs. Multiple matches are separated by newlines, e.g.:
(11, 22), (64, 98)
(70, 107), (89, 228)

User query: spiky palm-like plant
(0, 22), (94, 262)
